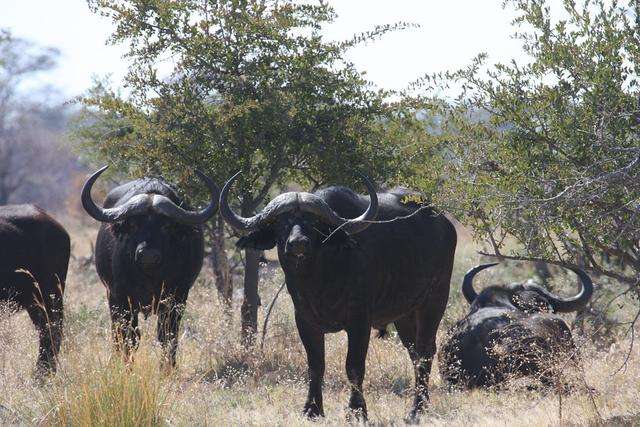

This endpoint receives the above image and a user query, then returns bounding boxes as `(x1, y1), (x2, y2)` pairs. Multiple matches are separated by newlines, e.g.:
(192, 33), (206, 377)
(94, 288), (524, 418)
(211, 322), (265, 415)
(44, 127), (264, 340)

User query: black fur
(94, 179), (204, 369)
(0, 205), (69, 376)
(238, 185), (456, 421)
(440, 280), (582, 389)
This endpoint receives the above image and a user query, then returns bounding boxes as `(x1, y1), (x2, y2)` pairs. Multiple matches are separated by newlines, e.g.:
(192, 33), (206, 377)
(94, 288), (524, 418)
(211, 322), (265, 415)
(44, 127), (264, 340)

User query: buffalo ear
(236, 227), (277, 250)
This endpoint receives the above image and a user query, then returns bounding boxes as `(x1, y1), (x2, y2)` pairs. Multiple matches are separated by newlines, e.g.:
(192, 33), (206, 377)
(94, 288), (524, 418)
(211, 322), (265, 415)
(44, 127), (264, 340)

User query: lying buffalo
(440, 262), (593, 389)
(82, 166), (219, 368)
(0, 205), (70, 376)
(220, 173), (457, 421)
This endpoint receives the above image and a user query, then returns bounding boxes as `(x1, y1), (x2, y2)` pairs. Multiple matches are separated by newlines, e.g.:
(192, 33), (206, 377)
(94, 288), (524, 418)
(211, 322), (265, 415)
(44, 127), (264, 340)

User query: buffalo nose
(286, 237), (310, 257)
(135, 244), (162, 266)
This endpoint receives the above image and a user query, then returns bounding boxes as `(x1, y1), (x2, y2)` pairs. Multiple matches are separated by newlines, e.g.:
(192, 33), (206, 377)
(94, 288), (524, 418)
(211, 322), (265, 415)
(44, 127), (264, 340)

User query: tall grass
(47, 353), (168, 427)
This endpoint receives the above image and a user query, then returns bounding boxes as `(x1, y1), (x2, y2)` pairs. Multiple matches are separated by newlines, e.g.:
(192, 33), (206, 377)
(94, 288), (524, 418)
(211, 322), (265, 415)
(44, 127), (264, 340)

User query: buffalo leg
(157, 295), (187, 371)
(395, 314), (423, 419)
(295, 312), (325, 418)
(109, 296), (140, 363)
(395, 314), (417, 356)
(409, 304), (447, 419)
(345, 321), (370, 421)
(26, 292), (64, 377)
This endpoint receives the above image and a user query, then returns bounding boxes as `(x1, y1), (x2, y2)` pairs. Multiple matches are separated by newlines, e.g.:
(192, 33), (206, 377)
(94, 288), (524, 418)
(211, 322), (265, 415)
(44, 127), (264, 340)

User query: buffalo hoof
(346, 393), (367, 422)
(33, 362), (55, 384)
(302, 402), (324, 419)
(345, 407), (367, 423)
(404, 408), (423, 425)
(32, 369), (52, 386)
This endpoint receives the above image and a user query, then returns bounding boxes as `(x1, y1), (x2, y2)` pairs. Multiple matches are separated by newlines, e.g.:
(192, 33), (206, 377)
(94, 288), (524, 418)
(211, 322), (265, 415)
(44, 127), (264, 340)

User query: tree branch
(477, 251), (637, 285)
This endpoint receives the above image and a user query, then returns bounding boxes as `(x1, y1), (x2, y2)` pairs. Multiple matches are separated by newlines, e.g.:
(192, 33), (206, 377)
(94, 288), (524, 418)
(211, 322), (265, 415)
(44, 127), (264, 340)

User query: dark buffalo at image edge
(0, 204), (70, 376)
(81, 166), (219, 369)
(221, 173), (457, 421)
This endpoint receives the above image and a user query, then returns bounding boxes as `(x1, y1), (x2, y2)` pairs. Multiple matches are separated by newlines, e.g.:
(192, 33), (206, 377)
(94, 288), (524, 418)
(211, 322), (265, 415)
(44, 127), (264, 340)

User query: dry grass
(47, 357), (166, 427)
(0, 219), (639, 426)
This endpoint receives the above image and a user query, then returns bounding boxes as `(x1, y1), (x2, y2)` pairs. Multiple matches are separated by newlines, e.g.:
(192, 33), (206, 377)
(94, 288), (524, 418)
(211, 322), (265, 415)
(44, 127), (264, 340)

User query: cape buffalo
(0, 205), (70, 376)
(440, 262), (593, 390)
(81, 166), (219, 368)
(220, 173), (457, 421)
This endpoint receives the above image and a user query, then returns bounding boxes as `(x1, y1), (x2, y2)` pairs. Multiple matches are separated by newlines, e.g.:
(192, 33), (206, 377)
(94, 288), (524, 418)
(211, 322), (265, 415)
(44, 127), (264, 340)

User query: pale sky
(0, 1), (540, 100)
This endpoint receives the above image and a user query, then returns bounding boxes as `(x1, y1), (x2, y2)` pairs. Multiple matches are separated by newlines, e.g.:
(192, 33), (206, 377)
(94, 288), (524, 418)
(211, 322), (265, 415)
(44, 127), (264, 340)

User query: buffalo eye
(127, 219), (140, 232)
(161, 222), (175, 233)
(112, 218), (137, 234)
(277, 218), (295, 237)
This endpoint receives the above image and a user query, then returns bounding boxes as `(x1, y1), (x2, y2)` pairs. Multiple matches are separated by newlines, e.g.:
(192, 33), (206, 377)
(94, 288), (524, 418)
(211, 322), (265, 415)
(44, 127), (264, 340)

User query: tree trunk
(209, 215), (233, 312)
(241, 248), (260, 346)
(239, 200), (261, 347)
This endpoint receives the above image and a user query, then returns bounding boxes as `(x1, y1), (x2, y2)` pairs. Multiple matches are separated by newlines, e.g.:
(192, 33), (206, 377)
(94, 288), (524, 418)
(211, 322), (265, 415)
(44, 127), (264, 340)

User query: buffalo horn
(219, 171), (379, 235)
(539, 265), (594, 313)
(462, 263), (500, 304)
(81, 166), (219, 225)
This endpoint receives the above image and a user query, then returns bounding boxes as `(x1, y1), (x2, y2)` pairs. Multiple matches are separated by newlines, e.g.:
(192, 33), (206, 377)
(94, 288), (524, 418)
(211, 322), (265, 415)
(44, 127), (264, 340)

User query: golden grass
(0, 220), (638, 426)
(47, 356), (166, 427)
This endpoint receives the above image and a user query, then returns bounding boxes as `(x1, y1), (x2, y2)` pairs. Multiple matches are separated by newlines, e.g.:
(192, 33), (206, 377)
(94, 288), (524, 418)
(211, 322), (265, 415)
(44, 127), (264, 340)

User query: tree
(0, 30), (63, 205)
(80, 0), (418, 344)
(413, 0), (640, 329)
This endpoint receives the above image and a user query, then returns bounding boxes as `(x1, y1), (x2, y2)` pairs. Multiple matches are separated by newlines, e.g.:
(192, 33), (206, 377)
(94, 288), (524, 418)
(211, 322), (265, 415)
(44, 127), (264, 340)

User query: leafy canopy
(79, 0), (420, 210)
(415, 0), (640, 285)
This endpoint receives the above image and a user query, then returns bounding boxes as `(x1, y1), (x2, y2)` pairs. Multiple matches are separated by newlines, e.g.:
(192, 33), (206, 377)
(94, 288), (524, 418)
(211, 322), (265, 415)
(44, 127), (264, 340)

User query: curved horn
(462, 263), (499, 304)
(83, 166), (219, 225)
(151, 170), (220, 225)
(82, 166), (158, 222)
(341, 174), (379, 235)
(220, 172), (379, 235)
(219, 171), (263, 232)
(541, 266), (594, 313)
(81, 165), (118, 223)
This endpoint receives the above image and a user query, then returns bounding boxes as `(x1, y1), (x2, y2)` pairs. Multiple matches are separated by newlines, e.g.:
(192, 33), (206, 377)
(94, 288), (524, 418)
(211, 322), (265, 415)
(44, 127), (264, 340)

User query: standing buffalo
(0, 205), (70, 376)
(440, 262), (593, 390)
(81, 166), (219, 368)
(220, 173), (457, 421)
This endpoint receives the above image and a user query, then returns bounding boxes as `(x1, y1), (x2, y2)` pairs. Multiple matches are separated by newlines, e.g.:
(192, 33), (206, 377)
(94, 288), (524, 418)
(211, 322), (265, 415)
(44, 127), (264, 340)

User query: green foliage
(414, 0), (640, 285)
(77, 0), (421, 209)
